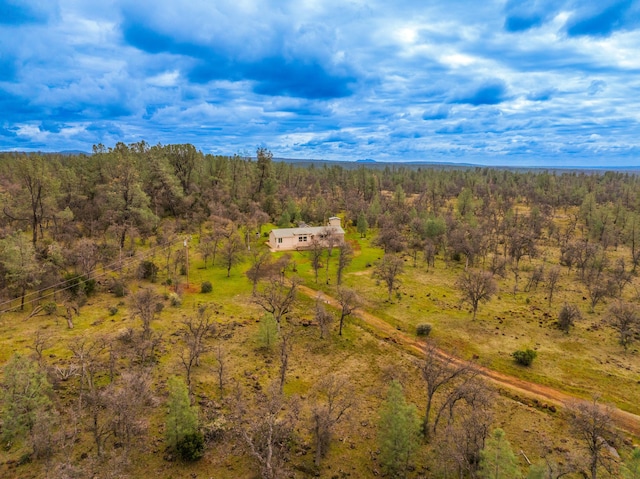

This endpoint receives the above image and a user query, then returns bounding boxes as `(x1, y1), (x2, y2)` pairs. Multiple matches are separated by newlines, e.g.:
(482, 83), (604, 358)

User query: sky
(1, 0), (640, 167)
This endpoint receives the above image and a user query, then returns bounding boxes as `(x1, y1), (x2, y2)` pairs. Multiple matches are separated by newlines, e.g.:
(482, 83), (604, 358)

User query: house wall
(269, 232), (299, 250)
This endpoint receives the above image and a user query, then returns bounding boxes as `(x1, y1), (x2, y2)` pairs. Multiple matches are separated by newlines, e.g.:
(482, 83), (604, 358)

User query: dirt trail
(299, 285), (640, 437)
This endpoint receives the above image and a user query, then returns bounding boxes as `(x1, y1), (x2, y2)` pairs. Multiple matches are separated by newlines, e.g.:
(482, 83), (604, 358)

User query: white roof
(270, 225), (344, 239)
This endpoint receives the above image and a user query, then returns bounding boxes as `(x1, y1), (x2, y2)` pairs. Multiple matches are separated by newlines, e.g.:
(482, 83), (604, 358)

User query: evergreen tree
(357, 211), (368, 238)
(478, 428), (522, 479)
(378, 380), (420, 478)
(0, 354), (53, 447)
(166, 376), (203, 460)
(278, 211), (292, 228)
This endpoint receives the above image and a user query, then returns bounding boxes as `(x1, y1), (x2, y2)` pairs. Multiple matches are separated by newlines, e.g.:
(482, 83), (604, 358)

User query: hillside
(1, 145), (640, 478)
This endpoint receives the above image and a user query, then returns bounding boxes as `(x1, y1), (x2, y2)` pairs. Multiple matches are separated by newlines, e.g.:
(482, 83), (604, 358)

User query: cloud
(527, 88), (556, 102)
(0, 0), (52, 25)
(587, 80), (607, 96)
(122, 18), (355, 99)
(450, 80), (510, 106)
(422, 105), (450, 120)
(1, 1), (640, 166)
(503, 0), (556, 32)
(565, 0), (639, 37)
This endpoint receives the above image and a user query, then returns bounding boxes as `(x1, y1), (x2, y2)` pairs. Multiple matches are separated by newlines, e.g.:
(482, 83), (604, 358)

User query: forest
(1, 142), (640, 478)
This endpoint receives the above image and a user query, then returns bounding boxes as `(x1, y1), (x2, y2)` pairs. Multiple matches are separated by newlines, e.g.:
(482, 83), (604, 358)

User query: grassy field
(0, 218), (638, 478)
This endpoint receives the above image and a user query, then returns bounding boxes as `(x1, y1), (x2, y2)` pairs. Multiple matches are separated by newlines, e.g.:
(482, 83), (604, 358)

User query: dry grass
(0, 223), (638, 478)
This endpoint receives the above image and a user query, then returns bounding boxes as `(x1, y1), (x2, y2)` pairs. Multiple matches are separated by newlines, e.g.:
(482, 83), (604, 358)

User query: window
(298, 235), (308, 242)
(277, 238), (282, 244)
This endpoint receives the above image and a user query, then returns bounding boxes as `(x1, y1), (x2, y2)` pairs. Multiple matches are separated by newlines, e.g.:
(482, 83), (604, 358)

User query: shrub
(169, 292), (182, 307)
(138, 260), (159, 282)
(43, 302), (57, 315)
(512, 349), (537, 366)
(416, 323), (432, 337)
(176, 431), (205, 461)
(201, 281), (213, 293)
(108, 306), (118, 316)
(63, 273), (96, 297)
(257, 314), (278, 350)
(558, 303), (581, 333)
(112, 280), (126, 298)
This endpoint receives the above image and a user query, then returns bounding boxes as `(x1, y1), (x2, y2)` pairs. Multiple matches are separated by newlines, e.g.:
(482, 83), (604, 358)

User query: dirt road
(299, 285), (640, 437)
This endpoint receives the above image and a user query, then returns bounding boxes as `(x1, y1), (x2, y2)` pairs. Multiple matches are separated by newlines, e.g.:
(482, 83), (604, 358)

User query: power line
(0, 239), (184, 314)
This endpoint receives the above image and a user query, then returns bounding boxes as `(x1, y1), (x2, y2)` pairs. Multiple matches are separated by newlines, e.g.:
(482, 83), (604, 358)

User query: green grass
(2, 226), (640, 478)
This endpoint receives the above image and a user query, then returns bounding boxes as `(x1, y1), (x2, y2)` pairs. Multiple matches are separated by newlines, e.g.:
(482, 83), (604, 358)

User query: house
(269, 217), (345, 251)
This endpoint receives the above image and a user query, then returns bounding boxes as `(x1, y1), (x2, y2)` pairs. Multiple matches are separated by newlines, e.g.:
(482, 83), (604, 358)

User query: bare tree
(254, 276), (301, 331)
(456, 269), (497, 320)
(72, 238), (101, 279)
(336, 240), (353, 285)
(525, 264), (545, 292)
(246, 246), (274, 295)
(214, 344), (226, 399)
(323, 227), (338, 281)
(221, 228), (244, 277)
(129, 288), (162, 339)
(69, 337), (107, 411)
(337, 287), (360, 336)
(311, 374), (354, 466)
(374, 253), (405, 301)
(308, 237), (324, 283)
(315, 295), (333, 339)
(277, 329), (294, 393)
(546, 266), (561, 307)
(436, 383), (494, 477)
(180, 305), (216, 395)
(567, 396), (617, 479)
(607, 301), (640, 351)
(585, 274), (615, 313)
(420, 341), (475, 439)
(424, 239), (437, 270)
(107, 370), (152, 454)
(28, 330), (51, 368)
(611, 257), (633, 297)
(236, 382), (300, 479)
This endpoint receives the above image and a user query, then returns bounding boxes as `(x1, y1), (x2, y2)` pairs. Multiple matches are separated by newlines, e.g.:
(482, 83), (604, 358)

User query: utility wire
(0, 239), (184, 314)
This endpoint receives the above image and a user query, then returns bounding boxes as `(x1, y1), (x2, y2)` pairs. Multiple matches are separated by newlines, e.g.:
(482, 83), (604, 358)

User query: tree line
(2, 143), (640, 478)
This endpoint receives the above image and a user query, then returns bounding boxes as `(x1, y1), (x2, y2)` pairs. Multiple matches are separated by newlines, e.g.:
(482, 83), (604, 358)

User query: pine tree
(378, 380), (421, 478)
(166, 376), (203, 460)
(357, 211), (368, 238)
(0, 354), (52, 446)
(478, 428), (522, 479)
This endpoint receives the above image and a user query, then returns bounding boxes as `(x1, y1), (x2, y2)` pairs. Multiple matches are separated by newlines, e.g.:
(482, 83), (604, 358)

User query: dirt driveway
(299, 285), (640, 437)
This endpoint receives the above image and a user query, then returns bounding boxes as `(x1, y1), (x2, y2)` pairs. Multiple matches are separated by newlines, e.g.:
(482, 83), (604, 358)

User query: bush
(558, 303), (581, 333)
(257, 314), (278, 350)
(43, 302), (57, 315)
(201, 281), (213, 293)
(512, 349), (537, 367)
(112, 280), (126, 298)
(63, 273), (96, 297)
(108, 305), (118, 316)
(169, 292), (182, 307)
(138, 260), (159, 282)
(176, 431), (205, 461)
(416, 323), (432, 337)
